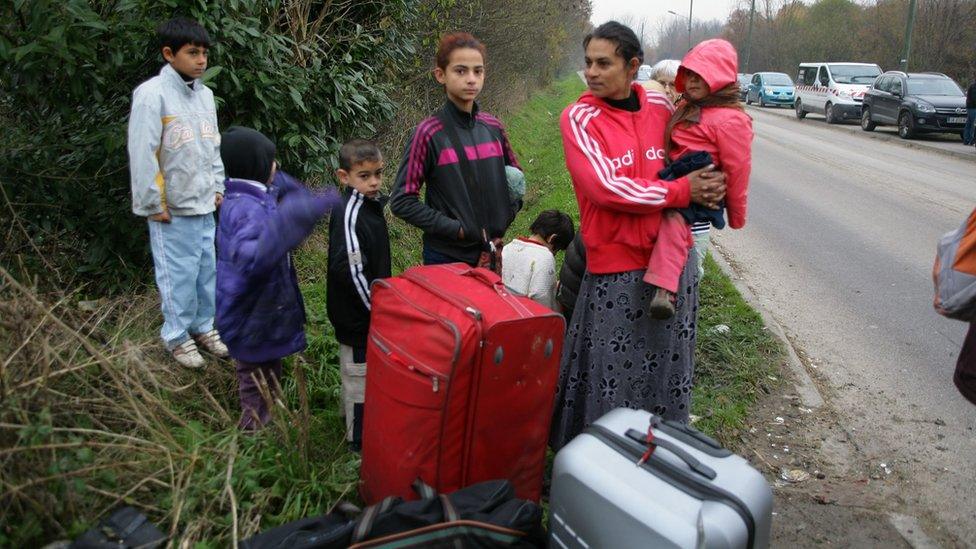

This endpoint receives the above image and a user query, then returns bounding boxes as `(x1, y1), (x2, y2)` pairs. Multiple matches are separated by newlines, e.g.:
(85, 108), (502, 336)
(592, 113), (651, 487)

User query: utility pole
(900, 0), (917, 71)
(640, 18), (646, 53)
(744, 0), (756, 73)
(688, 0), (694, 51)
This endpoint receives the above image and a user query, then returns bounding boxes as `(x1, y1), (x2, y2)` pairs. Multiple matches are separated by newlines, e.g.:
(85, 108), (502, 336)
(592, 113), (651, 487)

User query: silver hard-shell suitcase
(549, 408), (772, 549)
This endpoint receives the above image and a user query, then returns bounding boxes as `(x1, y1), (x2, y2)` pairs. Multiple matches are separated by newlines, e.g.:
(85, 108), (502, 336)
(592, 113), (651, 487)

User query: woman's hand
(688, 164), (727, 209)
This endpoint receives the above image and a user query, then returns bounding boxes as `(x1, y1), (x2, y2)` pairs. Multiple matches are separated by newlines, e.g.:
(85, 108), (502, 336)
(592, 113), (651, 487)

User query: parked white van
(794, 62), (882, 123)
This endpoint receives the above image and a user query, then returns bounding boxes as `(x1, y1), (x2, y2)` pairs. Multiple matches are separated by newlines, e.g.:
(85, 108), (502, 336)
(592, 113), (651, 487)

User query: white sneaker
(172, 339), (206, 368)
(193, 329), (229, 358)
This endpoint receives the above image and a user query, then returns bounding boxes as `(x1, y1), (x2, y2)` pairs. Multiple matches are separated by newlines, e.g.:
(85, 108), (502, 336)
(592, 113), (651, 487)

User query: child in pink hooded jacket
(645, 39), (754, 318)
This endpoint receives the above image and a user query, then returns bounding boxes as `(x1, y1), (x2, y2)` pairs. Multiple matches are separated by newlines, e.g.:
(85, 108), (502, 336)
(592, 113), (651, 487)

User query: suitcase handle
(460, 266), (503, 288)
(459, 268), (534, 318)
(408, 265), (534, 319)
(625, 428), (717, 480)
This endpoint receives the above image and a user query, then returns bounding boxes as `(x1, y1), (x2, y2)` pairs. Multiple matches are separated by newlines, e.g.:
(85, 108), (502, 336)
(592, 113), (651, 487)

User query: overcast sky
(590, 0), (741, 38)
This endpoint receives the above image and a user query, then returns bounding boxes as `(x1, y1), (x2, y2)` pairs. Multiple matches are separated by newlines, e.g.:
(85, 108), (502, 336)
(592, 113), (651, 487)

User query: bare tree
(723, 0), (976, 82)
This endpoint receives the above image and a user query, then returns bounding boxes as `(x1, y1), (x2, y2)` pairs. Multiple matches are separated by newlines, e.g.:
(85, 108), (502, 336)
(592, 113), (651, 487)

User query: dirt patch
(726, 358), (952, 548)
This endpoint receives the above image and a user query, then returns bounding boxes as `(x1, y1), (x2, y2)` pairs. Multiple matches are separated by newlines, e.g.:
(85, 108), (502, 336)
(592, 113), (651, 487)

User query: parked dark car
(736, 73), (752, 101)
(746, 72), (795, 107)
(861, 71), (968, 139)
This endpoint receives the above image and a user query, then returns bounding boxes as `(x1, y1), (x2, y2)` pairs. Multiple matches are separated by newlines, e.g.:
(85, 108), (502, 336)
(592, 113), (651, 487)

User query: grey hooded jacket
(128, 64), (225, 217)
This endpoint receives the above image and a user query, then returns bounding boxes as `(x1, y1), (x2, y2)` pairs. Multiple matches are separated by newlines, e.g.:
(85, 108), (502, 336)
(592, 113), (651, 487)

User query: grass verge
(0, 74), (782, 547)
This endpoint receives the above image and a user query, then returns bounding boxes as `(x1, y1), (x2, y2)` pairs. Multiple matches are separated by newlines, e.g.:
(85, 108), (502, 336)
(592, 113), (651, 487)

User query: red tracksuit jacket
(560, 84), (691, 274)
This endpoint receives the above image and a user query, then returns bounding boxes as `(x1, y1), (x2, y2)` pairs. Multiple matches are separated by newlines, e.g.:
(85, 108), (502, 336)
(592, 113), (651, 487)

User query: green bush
(0, 0), (422, 291)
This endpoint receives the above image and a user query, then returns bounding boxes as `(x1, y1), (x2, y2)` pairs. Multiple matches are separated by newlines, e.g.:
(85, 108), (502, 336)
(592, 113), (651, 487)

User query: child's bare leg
(644, 211), (694, 319)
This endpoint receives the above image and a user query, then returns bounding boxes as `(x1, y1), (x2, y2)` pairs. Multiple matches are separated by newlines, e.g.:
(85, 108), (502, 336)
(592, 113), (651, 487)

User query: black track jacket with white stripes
(326, 188), (391, 349)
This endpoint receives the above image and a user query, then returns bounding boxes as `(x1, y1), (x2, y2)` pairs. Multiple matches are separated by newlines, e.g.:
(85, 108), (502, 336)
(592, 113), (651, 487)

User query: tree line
(723, 0), (976, 83)
(617, 0), (975, 87)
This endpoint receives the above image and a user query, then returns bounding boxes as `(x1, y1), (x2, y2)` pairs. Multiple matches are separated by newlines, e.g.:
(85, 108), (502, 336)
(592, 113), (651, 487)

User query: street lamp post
(900, 0), (917, 72)
(745, 0), (756, 73)
(667, 2), (694, 52)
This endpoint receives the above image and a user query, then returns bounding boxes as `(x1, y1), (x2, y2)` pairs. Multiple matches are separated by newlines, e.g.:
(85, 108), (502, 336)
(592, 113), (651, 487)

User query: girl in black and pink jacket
(390, 32), (521, 269)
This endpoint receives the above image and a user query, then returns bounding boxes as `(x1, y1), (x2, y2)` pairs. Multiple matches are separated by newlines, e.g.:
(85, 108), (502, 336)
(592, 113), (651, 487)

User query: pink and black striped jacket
(390, 100), (521, 265)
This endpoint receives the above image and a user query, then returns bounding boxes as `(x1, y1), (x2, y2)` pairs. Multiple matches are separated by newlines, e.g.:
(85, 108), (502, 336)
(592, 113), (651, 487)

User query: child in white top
(502, 210), (574, 310)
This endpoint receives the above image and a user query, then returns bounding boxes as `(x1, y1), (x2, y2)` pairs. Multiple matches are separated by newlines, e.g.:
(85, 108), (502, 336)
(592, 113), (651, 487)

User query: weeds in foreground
(0, 266), (355, 547)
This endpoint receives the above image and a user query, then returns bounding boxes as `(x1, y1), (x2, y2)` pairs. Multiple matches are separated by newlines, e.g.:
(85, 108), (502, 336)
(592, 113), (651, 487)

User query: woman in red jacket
(549, 22), (728, 449)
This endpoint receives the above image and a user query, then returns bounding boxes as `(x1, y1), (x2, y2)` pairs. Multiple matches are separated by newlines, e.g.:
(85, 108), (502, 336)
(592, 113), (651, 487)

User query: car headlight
(837, 89), (852, 98)
(764, 87), (773, 94)
(916, 102), (936, 113)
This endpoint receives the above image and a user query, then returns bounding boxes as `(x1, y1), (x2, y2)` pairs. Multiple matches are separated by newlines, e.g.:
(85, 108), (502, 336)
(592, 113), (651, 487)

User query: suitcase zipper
(583, 424), (758, 549)
(372, 279), (462, 367)
(372, 279), (464, 489)
(403, 270), (485, 320)
(399, 269), (488, 486)
(370, 334), (446, 392)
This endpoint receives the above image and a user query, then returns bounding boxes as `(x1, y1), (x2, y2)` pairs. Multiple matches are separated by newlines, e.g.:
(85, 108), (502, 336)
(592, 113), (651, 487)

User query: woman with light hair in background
(646, 58), (711, 282)
(650, 59), (680, 104)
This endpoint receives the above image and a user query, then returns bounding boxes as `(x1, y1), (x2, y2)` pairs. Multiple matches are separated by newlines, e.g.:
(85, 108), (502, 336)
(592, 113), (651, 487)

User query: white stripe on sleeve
(344, 191), (372, 310)
(568, 104), (668, 205)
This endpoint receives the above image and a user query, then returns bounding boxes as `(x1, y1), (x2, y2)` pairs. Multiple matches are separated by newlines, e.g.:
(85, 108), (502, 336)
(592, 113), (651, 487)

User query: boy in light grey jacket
(128, 17), (228, 368)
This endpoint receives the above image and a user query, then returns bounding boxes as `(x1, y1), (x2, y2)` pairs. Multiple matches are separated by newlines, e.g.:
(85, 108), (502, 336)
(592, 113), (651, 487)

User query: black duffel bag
(70, 506), (166, 549)
(241, 479), (544, 549)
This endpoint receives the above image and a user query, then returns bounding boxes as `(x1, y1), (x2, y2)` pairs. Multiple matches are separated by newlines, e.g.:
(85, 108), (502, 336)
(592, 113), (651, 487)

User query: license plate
(949, 117), (966, 124)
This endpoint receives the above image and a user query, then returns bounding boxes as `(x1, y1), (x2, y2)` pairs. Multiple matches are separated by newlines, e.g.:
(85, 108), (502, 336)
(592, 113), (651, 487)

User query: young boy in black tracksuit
(326, 139), (391, 449)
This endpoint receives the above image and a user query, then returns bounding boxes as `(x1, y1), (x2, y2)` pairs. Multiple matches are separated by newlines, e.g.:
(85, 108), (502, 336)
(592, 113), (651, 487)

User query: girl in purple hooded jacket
(216, 127), (340, 430)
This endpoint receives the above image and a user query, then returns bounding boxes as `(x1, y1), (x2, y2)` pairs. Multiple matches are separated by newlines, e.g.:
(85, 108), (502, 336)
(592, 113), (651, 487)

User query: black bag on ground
(238, 513), (353, 549)
(240, 479), (544, 549)
(70, 506), (165, 549)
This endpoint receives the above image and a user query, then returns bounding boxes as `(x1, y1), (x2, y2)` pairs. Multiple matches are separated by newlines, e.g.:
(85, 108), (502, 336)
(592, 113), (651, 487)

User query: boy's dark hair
(583, 21), (643, 65)
(530, 210), (575, 252)
(156, 17), (211, 54)
(339, 139), (382, 171)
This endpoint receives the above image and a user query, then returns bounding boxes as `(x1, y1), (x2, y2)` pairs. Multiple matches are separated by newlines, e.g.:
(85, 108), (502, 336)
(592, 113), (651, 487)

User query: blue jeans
(965, 108), (976, 145)
(148, 213), (216, 349)
(422, 244), (471, 266)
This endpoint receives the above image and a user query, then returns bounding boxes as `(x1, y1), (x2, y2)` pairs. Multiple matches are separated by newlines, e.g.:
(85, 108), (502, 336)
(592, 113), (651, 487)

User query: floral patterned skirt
(549, 260), (698, 450)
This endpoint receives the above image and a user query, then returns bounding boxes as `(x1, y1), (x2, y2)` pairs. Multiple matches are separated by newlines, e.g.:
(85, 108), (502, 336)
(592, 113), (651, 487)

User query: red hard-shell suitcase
(359, 263), (564, 504)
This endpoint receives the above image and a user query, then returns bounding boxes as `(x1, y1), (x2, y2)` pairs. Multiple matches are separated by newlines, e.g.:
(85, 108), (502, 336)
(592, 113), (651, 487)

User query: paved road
(712, 106), (976, 544)
(752, 102), (975, 159)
